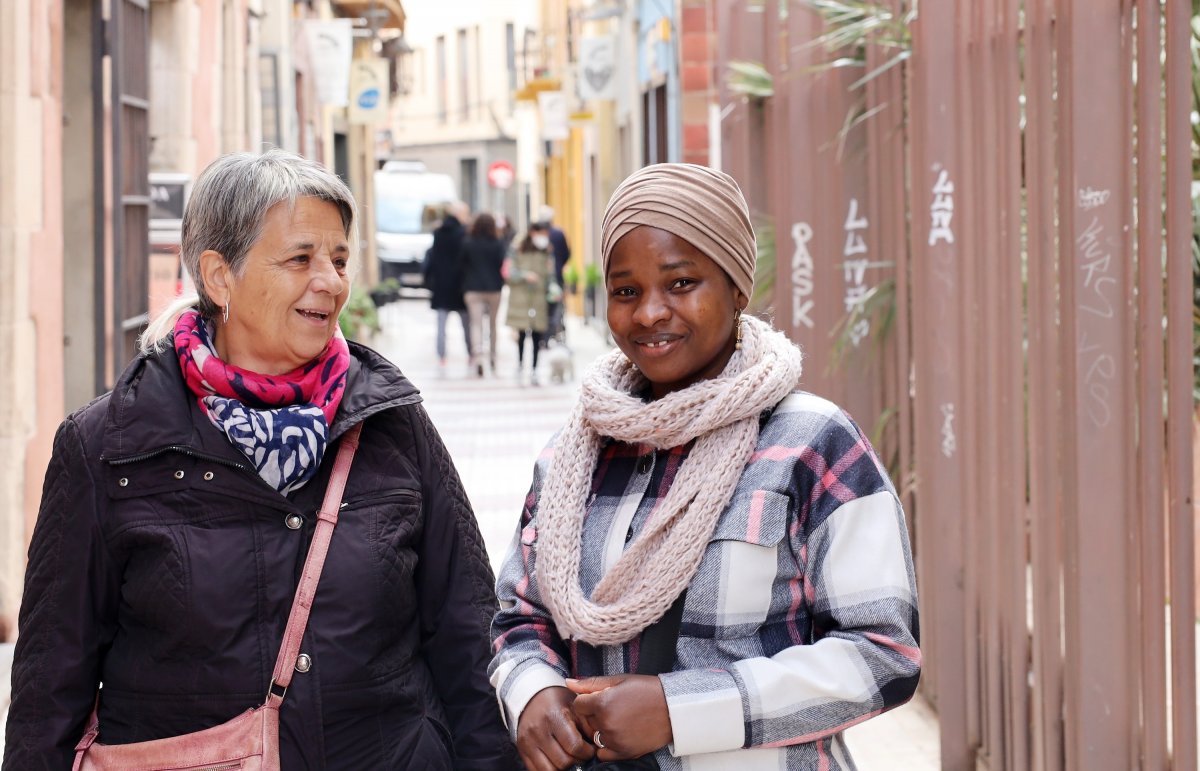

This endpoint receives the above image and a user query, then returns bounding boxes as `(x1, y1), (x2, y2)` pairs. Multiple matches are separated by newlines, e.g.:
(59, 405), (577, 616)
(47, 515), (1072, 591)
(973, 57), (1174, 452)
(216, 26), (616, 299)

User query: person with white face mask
(503, 222), (555, 385)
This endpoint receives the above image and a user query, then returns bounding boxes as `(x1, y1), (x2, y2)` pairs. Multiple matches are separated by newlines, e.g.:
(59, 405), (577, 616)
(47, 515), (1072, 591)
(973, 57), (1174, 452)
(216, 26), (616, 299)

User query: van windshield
(376, 197), (426, 235)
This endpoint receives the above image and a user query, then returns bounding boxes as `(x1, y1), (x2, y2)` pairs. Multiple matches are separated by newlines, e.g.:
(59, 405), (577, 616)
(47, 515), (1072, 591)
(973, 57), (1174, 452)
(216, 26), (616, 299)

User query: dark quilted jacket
(3, 340), (518, 770)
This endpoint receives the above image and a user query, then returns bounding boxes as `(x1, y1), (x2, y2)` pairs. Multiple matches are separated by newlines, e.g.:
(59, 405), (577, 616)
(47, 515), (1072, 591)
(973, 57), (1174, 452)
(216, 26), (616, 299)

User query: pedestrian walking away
(490, 163), (921, 771)
(461, 212), (507, 377)
(3, 149), (517, 771)
(504, 222), (556, 386)
(539, 205), (572, 344)
(425, 200), (472, 374)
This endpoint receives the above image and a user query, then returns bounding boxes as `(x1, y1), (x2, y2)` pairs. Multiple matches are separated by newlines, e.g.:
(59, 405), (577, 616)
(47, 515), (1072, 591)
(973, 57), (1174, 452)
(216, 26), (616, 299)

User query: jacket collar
(101, 337), (421, 462)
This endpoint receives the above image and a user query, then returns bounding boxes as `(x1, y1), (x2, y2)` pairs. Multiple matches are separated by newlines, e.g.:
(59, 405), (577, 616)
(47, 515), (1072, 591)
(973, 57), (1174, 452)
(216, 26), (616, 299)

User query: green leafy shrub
(339, 284), (381, 342)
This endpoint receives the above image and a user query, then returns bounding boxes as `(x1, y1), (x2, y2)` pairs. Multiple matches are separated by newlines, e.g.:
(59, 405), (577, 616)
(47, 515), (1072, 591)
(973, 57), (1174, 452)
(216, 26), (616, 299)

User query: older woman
(490, 164), (920, 771)
(3, 150), (516, 770)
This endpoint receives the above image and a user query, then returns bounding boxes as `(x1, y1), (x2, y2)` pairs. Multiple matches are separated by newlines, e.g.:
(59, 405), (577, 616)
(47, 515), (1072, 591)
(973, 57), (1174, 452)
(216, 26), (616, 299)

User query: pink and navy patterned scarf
(174, 309), (351, 494)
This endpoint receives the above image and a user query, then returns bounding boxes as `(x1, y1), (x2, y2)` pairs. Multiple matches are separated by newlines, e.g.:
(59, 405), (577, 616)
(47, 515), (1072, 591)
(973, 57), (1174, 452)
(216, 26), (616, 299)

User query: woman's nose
(309, 256), (340, 291)
(632, 290), (670, 326)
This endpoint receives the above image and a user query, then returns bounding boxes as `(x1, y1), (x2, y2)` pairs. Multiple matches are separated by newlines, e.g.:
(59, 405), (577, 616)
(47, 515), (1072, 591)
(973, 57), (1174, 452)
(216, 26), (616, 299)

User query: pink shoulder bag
(72, 423), (364, 771)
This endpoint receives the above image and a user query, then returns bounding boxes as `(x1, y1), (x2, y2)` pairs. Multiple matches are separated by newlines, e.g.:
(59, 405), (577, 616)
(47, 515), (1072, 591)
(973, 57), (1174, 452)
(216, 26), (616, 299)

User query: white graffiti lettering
(940, 402), (957, 458)
(929, 168), (955, 246)
(1077, 186), (1111, 210)
(1076, 216), (1116, 319)
(842, 198), (871, 347)
(1078, 329), (1114, 429)
(791, 222), (815, 329)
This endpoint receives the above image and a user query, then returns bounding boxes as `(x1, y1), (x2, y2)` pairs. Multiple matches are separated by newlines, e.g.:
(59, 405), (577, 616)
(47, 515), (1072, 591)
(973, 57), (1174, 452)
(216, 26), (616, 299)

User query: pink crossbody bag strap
(265, 422), (363, 707)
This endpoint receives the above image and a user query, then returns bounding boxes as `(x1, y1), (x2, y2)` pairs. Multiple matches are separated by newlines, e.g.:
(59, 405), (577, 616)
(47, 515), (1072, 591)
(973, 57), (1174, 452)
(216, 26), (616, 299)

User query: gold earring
(735, 309), (743, 350)
(222, 300), (230, 325)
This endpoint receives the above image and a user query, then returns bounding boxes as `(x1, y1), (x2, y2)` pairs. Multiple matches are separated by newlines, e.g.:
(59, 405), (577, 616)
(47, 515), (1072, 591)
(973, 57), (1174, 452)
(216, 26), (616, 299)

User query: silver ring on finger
(593, 730), (606, 749)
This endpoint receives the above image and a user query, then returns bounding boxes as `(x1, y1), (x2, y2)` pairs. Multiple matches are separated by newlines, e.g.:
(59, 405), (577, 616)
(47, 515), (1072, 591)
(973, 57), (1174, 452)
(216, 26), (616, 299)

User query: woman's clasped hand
(517, 677), (673, 770)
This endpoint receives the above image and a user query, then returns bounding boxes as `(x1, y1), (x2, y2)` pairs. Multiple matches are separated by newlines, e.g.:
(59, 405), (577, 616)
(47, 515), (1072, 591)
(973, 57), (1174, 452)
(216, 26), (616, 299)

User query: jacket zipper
(335, 489), (420, 513)
(185, 763), (242, 771)
(105, 445), (251, 471)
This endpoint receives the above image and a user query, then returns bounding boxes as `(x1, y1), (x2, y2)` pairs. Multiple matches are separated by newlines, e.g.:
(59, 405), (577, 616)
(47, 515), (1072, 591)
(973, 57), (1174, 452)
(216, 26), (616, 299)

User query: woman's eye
(671, 278), (696, 290)
(334, 258), (349, 271)
(291, 254), (310, 264)
(610, 286), (636, 298)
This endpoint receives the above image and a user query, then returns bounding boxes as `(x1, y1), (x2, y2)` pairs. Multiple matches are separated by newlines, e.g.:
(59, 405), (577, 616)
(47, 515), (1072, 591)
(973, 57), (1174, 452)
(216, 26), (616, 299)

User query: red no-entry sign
(487, 160), (515, 189)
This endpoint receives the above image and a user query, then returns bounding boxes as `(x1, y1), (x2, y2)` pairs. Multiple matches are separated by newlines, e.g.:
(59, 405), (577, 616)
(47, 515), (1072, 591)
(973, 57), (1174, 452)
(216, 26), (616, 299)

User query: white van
(374, 161), (458, 286)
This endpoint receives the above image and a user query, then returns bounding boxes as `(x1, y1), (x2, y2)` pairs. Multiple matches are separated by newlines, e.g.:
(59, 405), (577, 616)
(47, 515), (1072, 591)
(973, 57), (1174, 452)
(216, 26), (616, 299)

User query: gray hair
(141, 148), (358, 351)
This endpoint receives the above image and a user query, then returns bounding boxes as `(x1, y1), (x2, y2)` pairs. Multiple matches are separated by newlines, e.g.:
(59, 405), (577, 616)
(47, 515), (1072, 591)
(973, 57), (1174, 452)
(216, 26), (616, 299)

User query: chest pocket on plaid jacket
(702, 489), (791, 635)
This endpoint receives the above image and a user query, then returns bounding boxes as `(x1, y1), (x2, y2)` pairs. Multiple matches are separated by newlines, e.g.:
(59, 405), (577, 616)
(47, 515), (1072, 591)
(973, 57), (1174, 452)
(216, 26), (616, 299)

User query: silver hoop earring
(222, 301), (230, 325)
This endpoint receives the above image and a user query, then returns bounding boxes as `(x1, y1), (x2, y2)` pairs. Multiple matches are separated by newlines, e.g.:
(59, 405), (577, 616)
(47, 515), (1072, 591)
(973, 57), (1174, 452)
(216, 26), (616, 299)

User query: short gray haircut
(141, 148), (358, 351)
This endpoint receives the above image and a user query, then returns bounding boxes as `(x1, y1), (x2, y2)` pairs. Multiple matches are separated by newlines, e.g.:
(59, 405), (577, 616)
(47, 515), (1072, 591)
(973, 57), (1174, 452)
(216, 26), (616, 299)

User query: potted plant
(583, 262), (602, 319)
(369, 277), (402, 308)
(562, 262), (580, 295)
(339, 284), (381, 343)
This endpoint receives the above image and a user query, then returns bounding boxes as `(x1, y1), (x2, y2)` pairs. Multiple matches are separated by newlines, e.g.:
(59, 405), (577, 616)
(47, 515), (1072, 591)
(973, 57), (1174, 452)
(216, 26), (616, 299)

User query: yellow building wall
(547, 127), (586, 316)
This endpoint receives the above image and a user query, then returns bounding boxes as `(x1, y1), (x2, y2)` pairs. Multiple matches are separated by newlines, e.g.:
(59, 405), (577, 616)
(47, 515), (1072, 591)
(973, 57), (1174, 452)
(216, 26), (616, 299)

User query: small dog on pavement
(543, 340), (574, 384)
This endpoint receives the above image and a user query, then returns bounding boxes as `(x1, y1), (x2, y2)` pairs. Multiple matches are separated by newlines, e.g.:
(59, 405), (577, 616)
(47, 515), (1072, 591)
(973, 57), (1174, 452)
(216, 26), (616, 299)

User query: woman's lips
(633, 334), (682, 357)
(296, 308), (331, 324)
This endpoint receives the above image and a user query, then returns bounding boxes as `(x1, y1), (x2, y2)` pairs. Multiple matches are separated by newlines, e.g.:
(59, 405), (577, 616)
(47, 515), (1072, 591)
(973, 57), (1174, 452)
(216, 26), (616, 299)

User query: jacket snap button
(638, 456), (652, 474)
(118, 477), (128, 487)
(203, 471), (214, 481)
(285, 514), (303, 530)
(173, 470), (185, 480)
(295, 653), (312, 673)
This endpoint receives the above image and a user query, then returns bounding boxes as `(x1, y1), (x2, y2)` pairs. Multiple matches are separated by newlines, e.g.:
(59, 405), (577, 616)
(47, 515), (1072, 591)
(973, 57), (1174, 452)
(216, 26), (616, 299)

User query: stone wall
(0, 0), (64, 641)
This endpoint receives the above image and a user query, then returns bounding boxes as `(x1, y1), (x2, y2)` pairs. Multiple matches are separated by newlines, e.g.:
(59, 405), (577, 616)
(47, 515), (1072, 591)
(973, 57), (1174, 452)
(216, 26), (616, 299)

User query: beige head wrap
(601, 163), (756, 299)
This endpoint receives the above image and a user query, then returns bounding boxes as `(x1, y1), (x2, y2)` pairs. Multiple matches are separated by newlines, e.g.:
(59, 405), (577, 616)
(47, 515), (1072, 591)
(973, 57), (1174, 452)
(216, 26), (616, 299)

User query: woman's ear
(199, 250), (232, 307)
(735, 289), (750, 312)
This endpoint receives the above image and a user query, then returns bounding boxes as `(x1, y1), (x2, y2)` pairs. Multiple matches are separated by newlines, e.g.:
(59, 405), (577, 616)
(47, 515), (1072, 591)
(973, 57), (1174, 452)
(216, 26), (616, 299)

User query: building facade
(388, 0), (537, 229)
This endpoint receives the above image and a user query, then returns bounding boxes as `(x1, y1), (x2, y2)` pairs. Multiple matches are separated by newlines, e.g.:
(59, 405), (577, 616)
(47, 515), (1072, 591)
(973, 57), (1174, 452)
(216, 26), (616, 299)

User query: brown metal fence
(714, 1), (1196, 768)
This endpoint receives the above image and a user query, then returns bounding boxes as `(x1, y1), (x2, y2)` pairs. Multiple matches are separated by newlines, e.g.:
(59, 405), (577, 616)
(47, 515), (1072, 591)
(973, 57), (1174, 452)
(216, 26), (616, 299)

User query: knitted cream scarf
(536, 315), (803, 646)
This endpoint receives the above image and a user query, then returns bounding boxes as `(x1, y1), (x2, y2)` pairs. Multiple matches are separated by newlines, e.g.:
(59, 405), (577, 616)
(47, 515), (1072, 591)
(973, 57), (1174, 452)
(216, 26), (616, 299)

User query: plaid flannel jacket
(489, 392), (921, 770)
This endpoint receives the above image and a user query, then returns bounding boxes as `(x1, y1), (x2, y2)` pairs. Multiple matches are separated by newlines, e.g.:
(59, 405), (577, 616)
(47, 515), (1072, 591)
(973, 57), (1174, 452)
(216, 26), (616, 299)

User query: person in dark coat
(424, 201), (472, 372)
(460, 212), (507, 377)
(538, 206), (571, 344)
(3, 150), (517, 771)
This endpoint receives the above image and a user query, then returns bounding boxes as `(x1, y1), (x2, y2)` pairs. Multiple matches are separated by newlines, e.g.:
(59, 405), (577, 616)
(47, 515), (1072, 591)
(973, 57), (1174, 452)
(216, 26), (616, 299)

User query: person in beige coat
(504, 222), (556, 385)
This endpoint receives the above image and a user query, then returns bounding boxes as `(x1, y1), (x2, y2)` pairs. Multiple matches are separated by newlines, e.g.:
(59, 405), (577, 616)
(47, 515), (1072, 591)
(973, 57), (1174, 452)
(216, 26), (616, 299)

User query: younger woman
(490, 164), (920, 771)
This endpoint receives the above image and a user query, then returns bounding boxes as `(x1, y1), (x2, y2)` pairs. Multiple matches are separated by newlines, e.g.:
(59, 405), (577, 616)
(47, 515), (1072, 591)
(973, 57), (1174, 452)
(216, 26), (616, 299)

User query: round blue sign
(358, 88), (380, 110)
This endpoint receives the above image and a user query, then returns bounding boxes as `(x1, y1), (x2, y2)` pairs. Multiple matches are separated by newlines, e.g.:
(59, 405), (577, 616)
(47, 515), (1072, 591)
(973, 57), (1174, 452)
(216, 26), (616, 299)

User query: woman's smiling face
(202, 196), (351, 375)
(606, 225), (747, 399)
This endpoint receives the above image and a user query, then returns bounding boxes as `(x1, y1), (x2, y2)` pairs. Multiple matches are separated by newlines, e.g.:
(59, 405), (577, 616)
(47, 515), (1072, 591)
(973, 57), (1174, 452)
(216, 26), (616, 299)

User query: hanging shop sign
(538, 90), (570, 140)
(578, 36), (618, 101)
(305, 19), (353, 107)
(348, 58), (390, 124)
